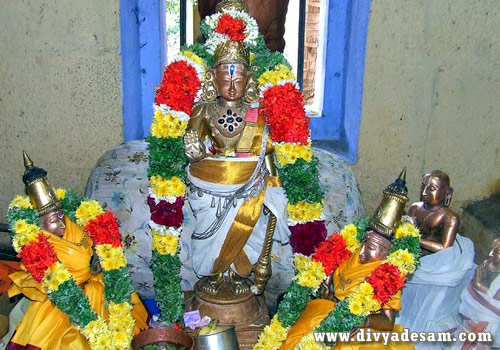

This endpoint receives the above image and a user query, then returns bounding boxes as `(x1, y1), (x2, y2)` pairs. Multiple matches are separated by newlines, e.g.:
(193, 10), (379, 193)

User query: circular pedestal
(185, 291), (270, 349)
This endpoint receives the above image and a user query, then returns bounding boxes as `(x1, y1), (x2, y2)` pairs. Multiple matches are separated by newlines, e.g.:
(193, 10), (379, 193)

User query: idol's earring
(243, 66), (259, 104)
(444, 188), (453, 207)
(201, 68), (217, 102)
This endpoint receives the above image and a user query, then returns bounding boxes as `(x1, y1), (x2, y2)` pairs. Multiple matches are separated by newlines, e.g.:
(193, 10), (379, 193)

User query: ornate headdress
(22, 151), (62, 216)
(216, 0), (249, 13)
(368, 168), (409, 239)
(213, 40), (249, 67)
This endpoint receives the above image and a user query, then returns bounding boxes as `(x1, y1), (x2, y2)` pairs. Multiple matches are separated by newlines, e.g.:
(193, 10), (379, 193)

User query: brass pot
(192, 326), (239, 350)
(132, 328), (194, 350)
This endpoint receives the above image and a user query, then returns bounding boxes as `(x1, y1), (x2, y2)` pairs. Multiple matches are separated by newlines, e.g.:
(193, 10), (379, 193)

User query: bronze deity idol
(183, 23), (285, 305)
(408, 170), (459, 255)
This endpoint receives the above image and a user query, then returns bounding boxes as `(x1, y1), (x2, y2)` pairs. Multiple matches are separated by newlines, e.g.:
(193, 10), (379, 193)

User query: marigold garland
(7, 190), (136, 350)
(147, 50), (203, 324)
(254, 219), (421, 349)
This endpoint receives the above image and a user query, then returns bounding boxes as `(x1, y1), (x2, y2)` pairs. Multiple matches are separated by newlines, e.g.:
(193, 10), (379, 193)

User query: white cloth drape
(396, 234), (476, 350)
(187, 157), (291, 277)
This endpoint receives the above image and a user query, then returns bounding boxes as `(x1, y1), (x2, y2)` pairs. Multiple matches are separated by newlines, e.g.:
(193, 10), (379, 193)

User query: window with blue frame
(120, 0), (371, 163)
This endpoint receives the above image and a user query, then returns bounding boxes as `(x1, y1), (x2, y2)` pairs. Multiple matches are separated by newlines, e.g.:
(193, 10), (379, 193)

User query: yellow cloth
(281, 251), (413, 350)
(7, 217), (148, 350)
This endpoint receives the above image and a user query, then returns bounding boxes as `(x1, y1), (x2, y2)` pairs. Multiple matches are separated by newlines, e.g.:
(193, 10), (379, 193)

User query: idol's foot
(199, 274), (224, 295)
(229, 270), (250, 295)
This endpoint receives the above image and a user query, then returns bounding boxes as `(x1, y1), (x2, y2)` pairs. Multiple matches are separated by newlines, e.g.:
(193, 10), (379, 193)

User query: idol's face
(39, 209), (65, 237)
(215, 63), (248, 102)
(420, 174), (448, 208)
(489, 239), (500, 265)
(359, 231), (392, 264)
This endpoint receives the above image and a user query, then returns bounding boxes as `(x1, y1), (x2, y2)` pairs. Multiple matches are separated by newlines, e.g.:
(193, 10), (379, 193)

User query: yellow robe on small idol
(7, 216), (149, 350)
(280, 250), (414, 350)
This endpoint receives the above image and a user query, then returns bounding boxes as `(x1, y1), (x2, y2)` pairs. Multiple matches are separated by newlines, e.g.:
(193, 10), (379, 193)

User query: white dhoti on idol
(186, 127), (291, 278)
(448, 276), (500, 350)
(396, 234), (476, 349)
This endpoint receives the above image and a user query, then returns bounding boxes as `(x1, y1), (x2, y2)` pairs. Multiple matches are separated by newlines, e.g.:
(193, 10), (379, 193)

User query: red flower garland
(84, 211), (122, 247)
(261, 83), (310, 144)
(147, 196), (184, 229)
(18, 233), (59, 282)
(215, 14), (246, 41)
(289, 220), (327, 256)
(313, 233), (352, 275)
(366, 263), (407, 304)
(155, 61), (201, 115)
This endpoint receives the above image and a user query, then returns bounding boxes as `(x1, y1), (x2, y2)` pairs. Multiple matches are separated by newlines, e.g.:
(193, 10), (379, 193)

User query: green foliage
(147, 136), (187, 180)
(277, 158), (324, 205)
(60, 189), (87, 222)
(50, 279), (97, 328)
(181, 43), (213, 67)
(249, 36), (292, 79)
(199, 20), (211, 42)
(103, 267), (135, 304)
(353, 217), (370, 242)
(392, 235), (421, 265)
(151, 251), (184, 324)
(276, 281), (314, 328)
(315, 299), (364, 345)
(7, 207), (38, 234)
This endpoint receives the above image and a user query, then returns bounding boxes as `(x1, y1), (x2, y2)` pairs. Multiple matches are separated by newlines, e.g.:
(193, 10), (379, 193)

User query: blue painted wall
(119, 0), (371, 163)
(311, 0), (371, 163)
(120, 0), (166, 141)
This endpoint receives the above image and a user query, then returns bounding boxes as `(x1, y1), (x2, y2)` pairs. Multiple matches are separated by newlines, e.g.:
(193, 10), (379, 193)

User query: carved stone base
(185, 291), (270, 349)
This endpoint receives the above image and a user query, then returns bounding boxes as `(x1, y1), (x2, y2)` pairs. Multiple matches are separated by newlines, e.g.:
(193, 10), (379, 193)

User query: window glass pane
(166, 0), (199, 62)
(284, 0), (328, 116)
(283, 3), (300, 77)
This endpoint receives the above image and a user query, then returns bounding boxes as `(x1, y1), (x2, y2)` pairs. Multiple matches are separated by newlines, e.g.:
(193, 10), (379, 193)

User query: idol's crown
(214, 40), (249, 67)
(216, 0), (249, 13)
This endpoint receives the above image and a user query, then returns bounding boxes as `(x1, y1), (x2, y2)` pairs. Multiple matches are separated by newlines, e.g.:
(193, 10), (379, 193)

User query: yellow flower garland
(180, 50), (205, 67)
(287, 201), (323, 222)
(96, 244), (127, 271)
(75, 200), (105, 227)
(151, 230), (179, 256)
(340, 224), (361, 252)
(275, 143), (313, 166)
(254, 317), (290, 350)
(9, 195), (32, 209)
(150, 175), (186, 198)
(42, 262), (72, 292)
(293, 255), (327, 291)
(386, 249), (416, 275)
(295, 331), (327, 350)
(12, 220), (40, 252)
(151, 109), (188, 139)
(395, 222), (420, 239)
(257, 64), (296, 87)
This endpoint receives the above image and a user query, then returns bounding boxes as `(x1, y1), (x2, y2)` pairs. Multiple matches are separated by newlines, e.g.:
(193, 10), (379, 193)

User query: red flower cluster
(289, 220), (327, 256)
(147, 196), (184, 229)
(18, 233), (59, 282)
(366, 263), (406, 305)
(84, 211), (122, 247)
(261, 83), (310, 144)
(313, 234), (352, 275)
(215, 14), (246, 41)
(155, 61), (201, 115)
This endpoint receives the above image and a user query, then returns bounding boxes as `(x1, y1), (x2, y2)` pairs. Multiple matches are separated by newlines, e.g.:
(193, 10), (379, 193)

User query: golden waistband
(189, 159), (258, 185)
